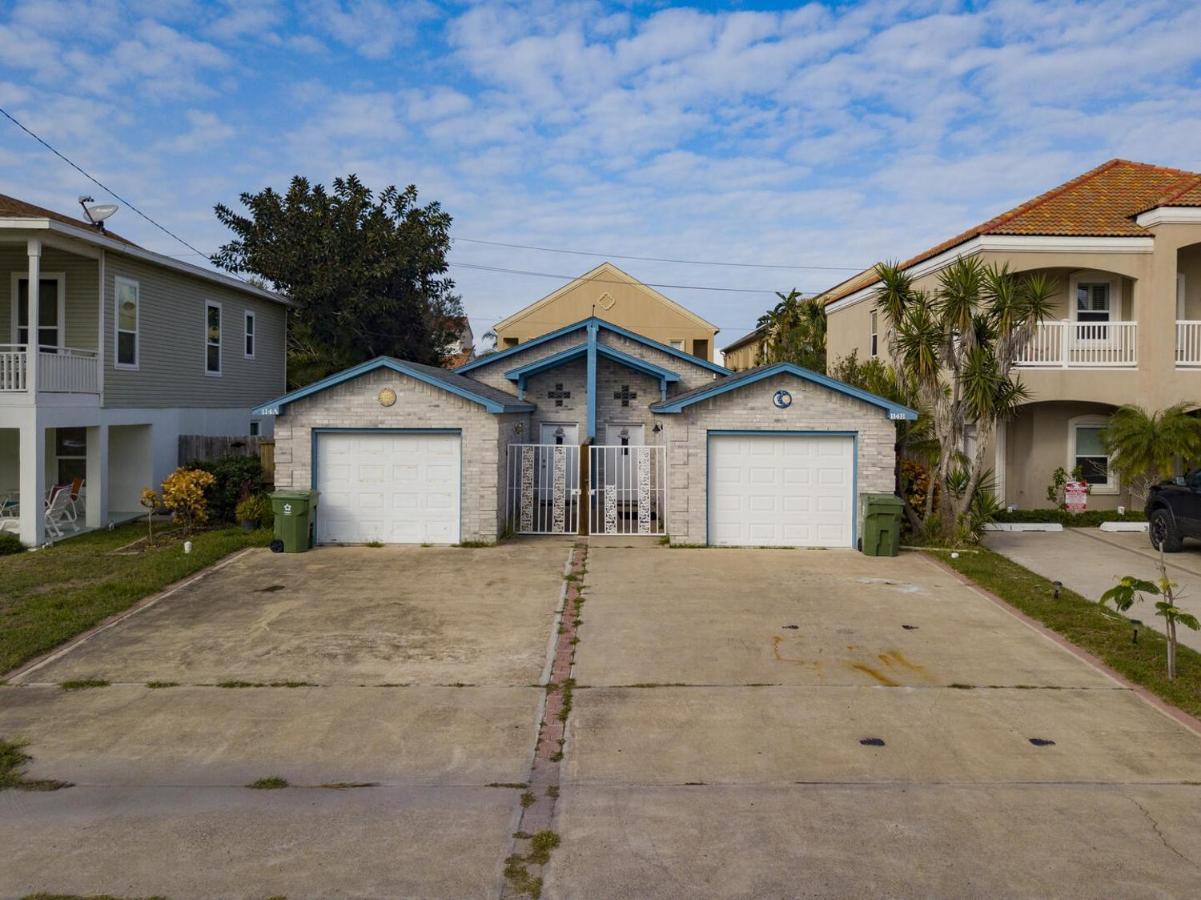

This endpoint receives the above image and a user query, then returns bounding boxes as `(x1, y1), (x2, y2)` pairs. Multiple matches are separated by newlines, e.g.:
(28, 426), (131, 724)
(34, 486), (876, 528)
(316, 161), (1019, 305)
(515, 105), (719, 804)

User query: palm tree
(1100, 404), (1201, 502)
(755, 289), (827, 371)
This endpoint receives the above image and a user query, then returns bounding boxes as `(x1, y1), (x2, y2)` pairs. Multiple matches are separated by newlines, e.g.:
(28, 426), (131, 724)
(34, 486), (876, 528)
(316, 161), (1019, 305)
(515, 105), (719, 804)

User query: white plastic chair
(44, 487), (78, 538)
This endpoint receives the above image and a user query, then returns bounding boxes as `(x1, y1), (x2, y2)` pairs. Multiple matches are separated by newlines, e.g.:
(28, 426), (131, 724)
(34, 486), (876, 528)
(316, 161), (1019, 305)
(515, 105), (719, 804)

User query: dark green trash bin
(862, 493), (904, 557)
(269, 490), (319, 553)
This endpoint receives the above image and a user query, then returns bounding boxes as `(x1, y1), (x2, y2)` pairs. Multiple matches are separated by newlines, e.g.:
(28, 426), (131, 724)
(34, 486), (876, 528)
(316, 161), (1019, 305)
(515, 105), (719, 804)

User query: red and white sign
(1064, 481), (1089, 512)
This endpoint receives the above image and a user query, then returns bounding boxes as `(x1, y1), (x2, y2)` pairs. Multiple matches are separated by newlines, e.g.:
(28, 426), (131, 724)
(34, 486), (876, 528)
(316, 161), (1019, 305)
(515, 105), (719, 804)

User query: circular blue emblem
(772, 389), (793, 409)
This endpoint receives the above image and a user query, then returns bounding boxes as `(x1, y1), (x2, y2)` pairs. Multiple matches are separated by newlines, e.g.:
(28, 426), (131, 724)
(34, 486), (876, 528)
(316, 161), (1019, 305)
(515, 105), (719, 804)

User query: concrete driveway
(0, 541), (570, 899)
(986, 528), (1201, 653)
(3, 540), (1200, 898)
(553, 546), (1201, 898)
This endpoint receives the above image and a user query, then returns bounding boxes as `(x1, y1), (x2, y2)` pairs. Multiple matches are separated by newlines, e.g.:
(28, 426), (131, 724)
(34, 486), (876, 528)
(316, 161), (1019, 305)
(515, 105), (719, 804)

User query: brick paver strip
(501, 542), (587, 895)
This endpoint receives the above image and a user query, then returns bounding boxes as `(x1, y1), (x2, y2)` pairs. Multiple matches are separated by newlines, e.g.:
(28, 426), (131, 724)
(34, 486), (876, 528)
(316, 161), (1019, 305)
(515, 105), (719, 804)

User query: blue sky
(2, 0), (1201, 349)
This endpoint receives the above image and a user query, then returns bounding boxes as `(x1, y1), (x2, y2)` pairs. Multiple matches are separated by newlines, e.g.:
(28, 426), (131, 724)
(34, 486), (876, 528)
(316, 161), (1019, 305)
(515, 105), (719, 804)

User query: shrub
(992, 508), (1146, 526)
(189, 455), (263, 524)
(0, 532), (23, 556)
(236, 494), (272, 525)
(161, 467), (217, 533)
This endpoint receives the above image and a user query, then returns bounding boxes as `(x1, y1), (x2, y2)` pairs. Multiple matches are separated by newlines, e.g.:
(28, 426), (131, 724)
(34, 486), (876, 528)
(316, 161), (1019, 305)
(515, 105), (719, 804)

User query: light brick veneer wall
(599, 330), (722, 391)
(273, 368), (523, 543)
(659, 373), (897, 545)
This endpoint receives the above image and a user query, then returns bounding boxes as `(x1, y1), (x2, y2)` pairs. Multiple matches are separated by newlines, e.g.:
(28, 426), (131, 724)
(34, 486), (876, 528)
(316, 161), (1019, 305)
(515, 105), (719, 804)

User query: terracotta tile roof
(0, 192), (140, 246)
(821, 159), (1201, 306)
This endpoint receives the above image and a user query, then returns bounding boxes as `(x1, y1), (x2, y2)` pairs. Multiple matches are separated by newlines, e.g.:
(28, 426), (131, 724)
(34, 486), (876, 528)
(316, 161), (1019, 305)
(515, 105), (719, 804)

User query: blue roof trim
(454, 316), (732, 377)
(648, 362), (919, 421)
(503, 341), (682, 384)
(251, 357), (535, 417)
(586, 321), (598, 441)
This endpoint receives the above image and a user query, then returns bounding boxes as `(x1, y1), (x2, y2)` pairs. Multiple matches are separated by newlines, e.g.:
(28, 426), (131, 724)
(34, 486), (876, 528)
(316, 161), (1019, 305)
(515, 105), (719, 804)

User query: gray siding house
(0, 194), (288, 546)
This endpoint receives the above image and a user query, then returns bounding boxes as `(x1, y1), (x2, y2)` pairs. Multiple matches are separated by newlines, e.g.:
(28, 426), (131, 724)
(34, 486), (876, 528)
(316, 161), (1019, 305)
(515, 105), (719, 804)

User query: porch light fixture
(78, 195), (119, 228)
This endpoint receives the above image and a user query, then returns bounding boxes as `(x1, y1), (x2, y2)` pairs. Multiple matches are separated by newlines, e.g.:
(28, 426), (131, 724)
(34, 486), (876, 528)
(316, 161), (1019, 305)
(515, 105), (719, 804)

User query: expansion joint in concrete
(499, 541), (588, 898)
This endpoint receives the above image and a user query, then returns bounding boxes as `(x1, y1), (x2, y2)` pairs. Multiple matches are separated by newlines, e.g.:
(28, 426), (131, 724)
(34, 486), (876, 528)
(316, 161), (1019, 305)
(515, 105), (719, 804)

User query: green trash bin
(862, 493), (904, 557)
(269, 490), (319, 553)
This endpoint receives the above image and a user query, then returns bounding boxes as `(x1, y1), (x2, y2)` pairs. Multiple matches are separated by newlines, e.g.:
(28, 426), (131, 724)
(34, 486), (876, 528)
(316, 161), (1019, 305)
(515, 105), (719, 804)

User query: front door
(602, 424), (645, 495)
(15, 278), (63, 351)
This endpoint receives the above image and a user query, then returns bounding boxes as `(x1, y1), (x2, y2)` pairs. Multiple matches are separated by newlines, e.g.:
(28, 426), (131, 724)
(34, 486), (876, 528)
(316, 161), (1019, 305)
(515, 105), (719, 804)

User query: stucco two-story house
(0, 194), (289, 546)
(490, 262), (720, 362)
(821, 159), (1201, 510)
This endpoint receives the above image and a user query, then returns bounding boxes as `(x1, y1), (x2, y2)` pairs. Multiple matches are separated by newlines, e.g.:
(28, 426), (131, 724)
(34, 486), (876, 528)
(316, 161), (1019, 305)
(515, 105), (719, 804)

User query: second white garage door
(708, 433), (854, 547)
(315, 431), (461, 544)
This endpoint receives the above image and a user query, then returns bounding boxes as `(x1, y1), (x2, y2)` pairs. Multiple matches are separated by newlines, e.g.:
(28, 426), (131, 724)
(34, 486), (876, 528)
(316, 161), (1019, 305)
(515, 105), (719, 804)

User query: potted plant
(236, 494), (270, 532)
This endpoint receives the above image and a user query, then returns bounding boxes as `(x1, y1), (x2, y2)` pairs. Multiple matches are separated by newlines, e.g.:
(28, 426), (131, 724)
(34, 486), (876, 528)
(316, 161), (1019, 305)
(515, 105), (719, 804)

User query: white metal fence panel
(588, 444), (667, 536)
(0, 345), (26, 391)
(1177, 321), (1201, 367)
(507, 443), (581, 534)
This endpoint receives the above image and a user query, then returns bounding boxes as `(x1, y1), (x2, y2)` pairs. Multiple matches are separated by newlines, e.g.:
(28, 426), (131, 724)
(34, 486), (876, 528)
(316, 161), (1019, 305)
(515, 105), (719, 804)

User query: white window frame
(205, 300), (222, 377)
(1069, 270), (1121, 319)
(244, 310), (256, 360)
(10, 272), (67, 350)
(669, 339), (685, 351)
(1068, 414), (1118, 495)
(113, 276), (140, 370)
(869, 310), (879, 358)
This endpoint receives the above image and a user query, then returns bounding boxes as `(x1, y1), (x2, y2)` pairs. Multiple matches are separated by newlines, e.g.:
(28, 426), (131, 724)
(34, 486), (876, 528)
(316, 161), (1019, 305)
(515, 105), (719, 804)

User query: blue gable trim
(503, 342), (682, 385)
(648, 362), (918, 421)
(586, 321), (598, 441)
(251, 357), (535, 417)
(453, 316), (732, 377)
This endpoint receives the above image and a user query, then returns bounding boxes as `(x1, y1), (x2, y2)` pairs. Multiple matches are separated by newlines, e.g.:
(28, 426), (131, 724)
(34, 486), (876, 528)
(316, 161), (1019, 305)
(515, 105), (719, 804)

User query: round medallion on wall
(598, 292), (616, 310)
(378, 387), (397, 408)
(772, 389), (793, 409)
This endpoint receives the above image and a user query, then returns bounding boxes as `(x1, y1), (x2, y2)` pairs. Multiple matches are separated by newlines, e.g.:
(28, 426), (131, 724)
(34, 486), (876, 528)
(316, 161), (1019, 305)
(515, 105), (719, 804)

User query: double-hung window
(244, 311), (255, 359)
(1075, 282), (1111, 341)
(205, 301), (222, 375)
(870, 311), (879, 358)
(114, 277), (139, 368)
(1072, 422), (1112, 491)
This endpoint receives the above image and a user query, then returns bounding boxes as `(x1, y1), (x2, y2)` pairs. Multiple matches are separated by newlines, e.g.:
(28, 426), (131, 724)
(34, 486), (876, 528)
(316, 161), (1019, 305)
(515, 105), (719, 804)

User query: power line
(0, 106), (218, 266)
(454, 236), (866, 271)
(449, 261), (811, 295)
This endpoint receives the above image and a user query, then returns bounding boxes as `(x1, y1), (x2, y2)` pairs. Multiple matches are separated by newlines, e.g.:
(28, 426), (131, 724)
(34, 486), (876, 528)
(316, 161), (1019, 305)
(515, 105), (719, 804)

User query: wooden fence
(178, 435), (276, 483)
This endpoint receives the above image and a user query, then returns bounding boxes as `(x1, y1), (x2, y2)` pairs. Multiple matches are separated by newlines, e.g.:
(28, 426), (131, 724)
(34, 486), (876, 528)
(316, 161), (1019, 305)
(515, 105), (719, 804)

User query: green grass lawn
(0, 523), (270, 676)
(940, 547), (1201, 719)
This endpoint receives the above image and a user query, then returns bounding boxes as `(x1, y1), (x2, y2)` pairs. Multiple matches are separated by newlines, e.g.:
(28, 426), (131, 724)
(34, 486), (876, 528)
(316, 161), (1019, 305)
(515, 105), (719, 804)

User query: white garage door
(315, 432), (461, 544)
(708, 434), (854, 547)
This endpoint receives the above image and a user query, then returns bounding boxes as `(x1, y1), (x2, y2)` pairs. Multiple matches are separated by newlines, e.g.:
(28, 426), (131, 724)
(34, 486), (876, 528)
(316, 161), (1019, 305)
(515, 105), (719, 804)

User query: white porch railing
(0, 345), (26, 391)
(1176, 321), (1201, 367)
(0, 345), (100, 393)
(1015, 320), (1138, 368)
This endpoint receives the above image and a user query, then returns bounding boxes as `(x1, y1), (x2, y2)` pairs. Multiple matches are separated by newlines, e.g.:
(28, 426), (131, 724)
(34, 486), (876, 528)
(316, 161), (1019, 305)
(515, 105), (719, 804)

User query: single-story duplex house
(255, 315), (914, 548)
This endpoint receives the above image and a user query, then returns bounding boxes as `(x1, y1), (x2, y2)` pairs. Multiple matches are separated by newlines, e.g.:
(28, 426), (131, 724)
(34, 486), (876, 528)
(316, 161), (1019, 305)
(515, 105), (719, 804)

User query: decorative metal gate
(507, 443), (582, 534)
(588, 444), (667, 535)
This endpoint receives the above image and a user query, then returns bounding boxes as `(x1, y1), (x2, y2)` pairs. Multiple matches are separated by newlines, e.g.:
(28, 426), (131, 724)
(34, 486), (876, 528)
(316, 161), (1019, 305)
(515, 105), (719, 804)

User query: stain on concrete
(848, 663), (899, 686)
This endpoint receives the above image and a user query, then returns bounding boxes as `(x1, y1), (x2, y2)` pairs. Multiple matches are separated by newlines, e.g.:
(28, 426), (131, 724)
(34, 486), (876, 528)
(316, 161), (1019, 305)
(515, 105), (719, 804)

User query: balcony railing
(1015, 320), (1138, 368)
(0, 345), (100, 394)
(1177, 321), (1201, 367)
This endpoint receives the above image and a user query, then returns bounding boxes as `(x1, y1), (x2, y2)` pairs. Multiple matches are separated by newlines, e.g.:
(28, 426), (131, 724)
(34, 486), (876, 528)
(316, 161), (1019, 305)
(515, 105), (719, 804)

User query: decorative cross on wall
(547, 383), (571, 407)
(614, 384), (637, 407)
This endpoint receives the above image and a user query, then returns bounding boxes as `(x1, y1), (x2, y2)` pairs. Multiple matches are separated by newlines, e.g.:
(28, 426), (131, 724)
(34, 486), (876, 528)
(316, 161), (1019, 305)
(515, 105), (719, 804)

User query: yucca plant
(875, 258), (1056, 540)
(1100, 404), (1201, 504)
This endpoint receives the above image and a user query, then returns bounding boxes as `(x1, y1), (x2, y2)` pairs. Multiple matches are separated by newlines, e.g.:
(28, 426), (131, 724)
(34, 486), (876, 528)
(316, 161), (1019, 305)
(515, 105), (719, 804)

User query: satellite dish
(78, 195), (119, 227)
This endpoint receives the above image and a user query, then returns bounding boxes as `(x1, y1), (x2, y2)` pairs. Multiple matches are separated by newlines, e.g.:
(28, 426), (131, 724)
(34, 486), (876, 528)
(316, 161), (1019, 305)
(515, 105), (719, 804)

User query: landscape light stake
(1130, 619), (1141, 644)
(1052, 580), (1062, 600)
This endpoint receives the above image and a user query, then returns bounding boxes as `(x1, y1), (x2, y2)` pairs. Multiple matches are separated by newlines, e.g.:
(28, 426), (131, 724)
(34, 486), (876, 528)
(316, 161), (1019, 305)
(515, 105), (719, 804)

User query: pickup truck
(1145, 473), (1201, 551)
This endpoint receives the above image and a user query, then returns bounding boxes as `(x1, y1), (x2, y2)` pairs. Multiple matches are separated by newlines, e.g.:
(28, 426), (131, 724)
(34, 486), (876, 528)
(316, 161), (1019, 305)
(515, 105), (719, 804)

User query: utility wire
(0, 105), (218, 266)
(454, 236), (866, 271)
(449, 261), (811, 295)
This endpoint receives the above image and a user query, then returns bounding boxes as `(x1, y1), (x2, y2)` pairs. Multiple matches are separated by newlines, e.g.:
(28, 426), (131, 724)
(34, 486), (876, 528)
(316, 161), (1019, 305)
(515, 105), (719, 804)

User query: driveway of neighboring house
(986, 528), (1201, 653)
(2, 540), (1200, 898)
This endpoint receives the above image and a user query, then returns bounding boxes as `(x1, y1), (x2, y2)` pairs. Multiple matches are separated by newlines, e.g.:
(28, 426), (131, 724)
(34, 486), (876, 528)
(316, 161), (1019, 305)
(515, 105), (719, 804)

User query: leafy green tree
(214, 175), (462, 387)
(1100, 404), (1201, 504)
(875, 257), (1056, 540)
(755, 289), (827, 370)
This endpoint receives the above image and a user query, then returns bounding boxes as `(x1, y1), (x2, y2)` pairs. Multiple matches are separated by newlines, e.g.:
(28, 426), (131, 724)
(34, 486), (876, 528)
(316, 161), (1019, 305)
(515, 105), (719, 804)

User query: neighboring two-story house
(489, 262), (720, 362)
(821, 159), (1201, 510)
(0, 194), (289, 546)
